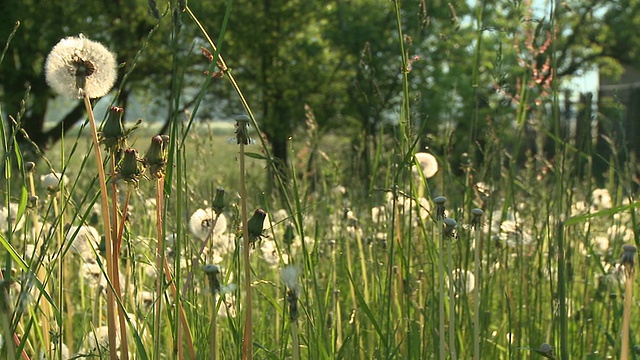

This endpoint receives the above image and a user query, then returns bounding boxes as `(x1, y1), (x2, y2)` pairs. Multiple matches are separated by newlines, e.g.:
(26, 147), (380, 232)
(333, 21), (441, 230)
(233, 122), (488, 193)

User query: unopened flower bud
(212, 187), (225, 215)
(203, 264), (221, 295)
(117, 148), (143, 185)
(235, 115), (251, 145)
(622, 244), (637, 275)
(25, 162), (36, 173)
(143, 135), (168, 178)
(247, 209), (267, 246)
(471, 208), (483, 229)
(100, 106), (125, 151)
(443, 217), (457, 238)
(433, 196), (447, 220)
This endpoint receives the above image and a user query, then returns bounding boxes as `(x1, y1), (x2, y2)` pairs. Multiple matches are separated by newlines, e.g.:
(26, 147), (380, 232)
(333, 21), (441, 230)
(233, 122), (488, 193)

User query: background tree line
(1, 0), (638, 181)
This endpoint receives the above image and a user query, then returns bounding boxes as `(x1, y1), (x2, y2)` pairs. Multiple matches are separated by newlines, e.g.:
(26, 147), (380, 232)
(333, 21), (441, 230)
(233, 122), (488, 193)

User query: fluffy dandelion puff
(44, 34), (117, 99)
(447, 268), (475, 296)
(281, 265), (301, 291)
(189, 209), (228, 240)
(83, 325), (120, 355)
(413, 152), (439, 179)
(41, 172), (69, 192)
(0, 203), (25, 232)
(591, 188), (612, 210)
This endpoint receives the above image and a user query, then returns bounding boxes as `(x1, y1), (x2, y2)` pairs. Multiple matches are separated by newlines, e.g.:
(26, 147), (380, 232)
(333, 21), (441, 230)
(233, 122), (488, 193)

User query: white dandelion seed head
(591, 236), (610, 255)
(40, 342), (70, 360)
(40, 172), (69, 192)
(83, 325), (120, 355)
(66, 225), (101, 260)
(0, 203), (25, 233)
(280, 265), (301, 290)
(413, 152), (439, 179)
(189, 209), (227, 241)
(45, 34), (117, 99)
(447, 268), (475, 295)
(591, 188), (612, 210)
(260, 239), (283, 267)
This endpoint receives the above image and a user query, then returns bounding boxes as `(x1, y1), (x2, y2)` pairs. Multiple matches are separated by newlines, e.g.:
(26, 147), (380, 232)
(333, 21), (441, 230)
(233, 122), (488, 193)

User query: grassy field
(1, 1), (640, 359)
(0, 114), (638, 359)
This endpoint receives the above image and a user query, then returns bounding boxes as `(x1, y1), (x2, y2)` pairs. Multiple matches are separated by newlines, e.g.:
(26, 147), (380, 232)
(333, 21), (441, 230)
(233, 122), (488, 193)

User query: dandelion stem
(239, 134), (253, 360)
(473, 228), (481, 360)
(291, 321), (300, 360)
(109, 156), (130, 360)
(438, 219), (446, 360)
(621, 275), (633, 360)
(154, 177), (165, 358)
(83, 94), (118, 360)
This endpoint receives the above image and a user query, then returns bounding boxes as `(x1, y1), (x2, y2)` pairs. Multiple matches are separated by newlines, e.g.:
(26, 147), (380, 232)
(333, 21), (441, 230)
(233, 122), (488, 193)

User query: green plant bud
(117, 148), (143, 184)
(100, 106), (125, 151)
(212, 187), (225, 215)
(247, 208), (267, 244)
(143, 135), (168, 178)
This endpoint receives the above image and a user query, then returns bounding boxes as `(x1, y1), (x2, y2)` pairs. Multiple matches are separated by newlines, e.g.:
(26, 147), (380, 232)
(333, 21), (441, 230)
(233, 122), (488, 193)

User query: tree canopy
(1, 0), (637, 174)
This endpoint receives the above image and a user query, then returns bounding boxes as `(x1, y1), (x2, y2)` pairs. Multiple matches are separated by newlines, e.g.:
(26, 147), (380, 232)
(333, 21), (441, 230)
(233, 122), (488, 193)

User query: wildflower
(40, 342), (70, 360)
(447, 268), (476, 295)
(591, 188), (612, 210)
(44, 34), (117, 99)
(261, 240), (286, 267)
(83, 325), (120, 355)
(413, 152), (439, 179)
(371, 205), (388, 225)
(142, 135), (169, 179)
(81, 260), (106, 290)
(66, 225), (101, 260)
(189, 208), (228, 241)
(41, 172), (69, 192)
(498, 220), (535, 248)
(0, 203), (25, 233)
(281, 265), (301, 321)
(590, 236), (610, 255)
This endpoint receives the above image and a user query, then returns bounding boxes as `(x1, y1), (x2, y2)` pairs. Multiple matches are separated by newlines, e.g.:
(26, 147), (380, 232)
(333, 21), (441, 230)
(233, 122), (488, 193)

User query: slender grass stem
(153, 177), (165, 357)
(82, 94), (118, 360)
(473, 226), (481, 360)
(291, 321), (300, 360)
(238, 126), (253, 360)
(621, 275), (633, 360)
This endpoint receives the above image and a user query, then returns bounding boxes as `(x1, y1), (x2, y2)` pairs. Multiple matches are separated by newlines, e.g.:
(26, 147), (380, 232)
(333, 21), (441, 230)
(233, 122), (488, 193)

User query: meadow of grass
(1, 1), (639, 360)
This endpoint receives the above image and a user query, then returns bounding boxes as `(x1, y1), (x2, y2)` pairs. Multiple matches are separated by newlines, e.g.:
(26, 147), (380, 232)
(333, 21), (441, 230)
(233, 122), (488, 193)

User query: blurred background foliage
(1, 0), (638, 181)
